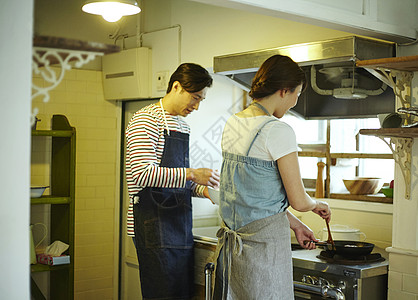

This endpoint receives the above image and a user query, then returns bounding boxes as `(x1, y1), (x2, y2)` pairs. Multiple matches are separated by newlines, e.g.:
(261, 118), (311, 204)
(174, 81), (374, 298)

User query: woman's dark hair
(249, 55), (306, 100)
(167, 63), (213, 94)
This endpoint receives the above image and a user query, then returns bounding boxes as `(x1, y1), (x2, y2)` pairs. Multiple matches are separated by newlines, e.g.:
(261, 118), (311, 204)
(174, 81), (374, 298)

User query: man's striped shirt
(125, 103), (205, 237)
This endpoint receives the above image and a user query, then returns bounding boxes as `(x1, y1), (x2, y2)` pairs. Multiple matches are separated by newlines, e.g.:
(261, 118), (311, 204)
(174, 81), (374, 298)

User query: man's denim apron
(134, 130), (194, 300)
(213, 116), (293, 299)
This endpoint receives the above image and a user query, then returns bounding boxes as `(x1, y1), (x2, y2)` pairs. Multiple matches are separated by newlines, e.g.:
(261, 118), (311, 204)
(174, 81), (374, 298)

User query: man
(125, 63), (220, 299)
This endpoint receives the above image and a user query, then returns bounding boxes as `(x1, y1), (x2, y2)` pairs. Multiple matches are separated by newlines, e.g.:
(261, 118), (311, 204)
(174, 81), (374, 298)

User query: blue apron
(134, 129), (194, 300)
(213, 106), (293, 299)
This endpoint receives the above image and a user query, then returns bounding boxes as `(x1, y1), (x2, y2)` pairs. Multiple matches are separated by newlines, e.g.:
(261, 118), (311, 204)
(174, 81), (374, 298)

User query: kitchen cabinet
(195, 0), (417, 42)
(30, 115), (75, 300)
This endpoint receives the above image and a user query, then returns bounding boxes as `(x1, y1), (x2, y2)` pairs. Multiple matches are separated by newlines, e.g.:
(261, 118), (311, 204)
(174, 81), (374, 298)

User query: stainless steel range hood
(214, 36), (396, 119)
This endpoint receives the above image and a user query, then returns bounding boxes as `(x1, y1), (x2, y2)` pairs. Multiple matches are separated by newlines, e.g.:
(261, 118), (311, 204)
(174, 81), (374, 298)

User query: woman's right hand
(312, 200), (331, 223)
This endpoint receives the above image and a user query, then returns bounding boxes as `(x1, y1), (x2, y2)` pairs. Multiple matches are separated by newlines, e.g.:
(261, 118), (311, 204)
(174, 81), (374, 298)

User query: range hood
(213, 36), (396, 119)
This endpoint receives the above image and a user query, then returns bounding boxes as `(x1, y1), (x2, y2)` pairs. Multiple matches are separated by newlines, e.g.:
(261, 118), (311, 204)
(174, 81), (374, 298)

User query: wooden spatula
(325, 219), (336, 251)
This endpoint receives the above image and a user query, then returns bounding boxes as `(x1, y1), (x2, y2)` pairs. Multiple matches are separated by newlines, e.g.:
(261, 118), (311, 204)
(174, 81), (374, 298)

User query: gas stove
(292, 245), (388, 300)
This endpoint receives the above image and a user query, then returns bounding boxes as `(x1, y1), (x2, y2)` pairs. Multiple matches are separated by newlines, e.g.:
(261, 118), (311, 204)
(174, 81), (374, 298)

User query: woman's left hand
(293, 223), (318, 250)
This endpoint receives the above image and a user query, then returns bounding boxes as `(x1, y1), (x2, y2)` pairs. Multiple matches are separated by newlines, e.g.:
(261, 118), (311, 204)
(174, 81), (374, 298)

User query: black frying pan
(305, 240), (375, 256)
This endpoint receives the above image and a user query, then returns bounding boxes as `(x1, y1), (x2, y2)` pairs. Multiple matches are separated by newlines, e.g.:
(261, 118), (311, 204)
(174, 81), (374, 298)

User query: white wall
(130, 0), (353, 222)
(0, 0), (33, 299)
(145, 0), (353, 68)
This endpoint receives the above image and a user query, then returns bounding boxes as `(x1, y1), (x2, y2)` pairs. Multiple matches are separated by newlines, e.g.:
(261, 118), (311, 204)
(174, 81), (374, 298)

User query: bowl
(343, 177), (384, 195)
(320, 224), (366, 241)
(380, 187), (393, 198)
(207, 187), (220, 205)
(30, 186), (49, 198)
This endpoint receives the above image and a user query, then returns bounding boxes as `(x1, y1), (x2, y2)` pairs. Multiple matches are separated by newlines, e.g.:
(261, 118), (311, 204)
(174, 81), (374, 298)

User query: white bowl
(30, 186), (48, 198)
(320, 224), (366, 241)
(208, 187), (220, 205)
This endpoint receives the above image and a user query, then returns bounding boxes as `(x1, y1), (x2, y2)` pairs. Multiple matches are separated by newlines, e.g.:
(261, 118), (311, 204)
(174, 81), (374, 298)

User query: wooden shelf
(33, 35), (120, 54)
(31, 263), (70, 273)
(30, 115), (75, 300)
(299, 151), (393, 159)
(31, 196), (71, 205)
(330, 152), (393, 159)
(298, 151), (326, 158)
(330, 193), (393, 204)
(360, 128), (418, 138)
(33, 36), (120, 67)
(356, 55), (418, 71)
(307, 189), (392, 203)
(32, 130), (74, 138)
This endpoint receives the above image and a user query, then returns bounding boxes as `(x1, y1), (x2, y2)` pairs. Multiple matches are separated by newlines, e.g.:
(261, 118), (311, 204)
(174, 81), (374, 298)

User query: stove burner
(317, 251), (385, 265)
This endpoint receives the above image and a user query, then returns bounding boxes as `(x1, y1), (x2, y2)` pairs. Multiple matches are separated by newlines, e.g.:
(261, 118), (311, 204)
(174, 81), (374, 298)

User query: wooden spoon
(325, 219), (336, 250)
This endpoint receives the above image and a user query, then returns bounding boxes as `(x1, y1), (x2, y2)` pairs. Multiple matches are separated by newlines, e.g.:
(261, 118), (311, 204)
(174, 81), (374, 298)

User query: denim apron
(134, 129), (194, 300)
(213, 106), (293, 299)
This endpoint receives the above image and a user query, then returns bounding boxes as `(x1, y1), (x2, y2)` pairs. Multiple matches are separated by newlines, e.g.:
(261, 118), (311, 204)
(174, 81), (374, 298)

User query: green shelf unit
(31, 196), (71, 205)
(30, 115), (75, 300)
(31, 263), (70, 273)
(32, 130), (74, 138)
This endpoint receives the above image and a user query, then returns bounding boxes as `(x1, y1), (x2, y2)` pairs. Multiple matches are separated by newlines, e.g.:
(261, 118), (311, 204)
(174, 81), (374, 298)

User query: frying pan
(305, 240), (375, 257)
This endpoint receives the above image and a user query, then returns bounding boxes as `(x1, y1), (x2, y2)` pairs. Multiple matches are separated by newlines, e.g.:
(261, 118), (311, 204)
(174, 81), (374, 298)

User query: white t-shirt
(222, 115), (298, 161)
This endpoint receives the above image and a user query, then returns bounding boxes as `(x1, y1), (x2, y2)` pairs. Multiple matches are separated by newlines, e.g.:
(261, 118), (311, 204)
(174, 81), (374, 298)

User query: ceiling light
(82, 0), (141, 22)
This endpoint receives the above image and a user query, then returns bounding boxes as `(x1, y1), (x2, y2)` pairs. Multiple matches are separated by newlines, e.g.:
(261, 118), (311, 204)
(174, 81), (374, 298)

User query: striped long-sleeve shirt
(126, 102), (205, 237)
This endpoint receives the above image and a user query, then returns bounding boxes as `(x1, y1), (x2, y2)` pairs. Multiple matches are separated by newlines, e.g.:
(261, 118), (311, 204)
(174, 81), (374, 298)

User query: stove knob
(338, 280), (346, 291)
(302, 275), (318, 285)
(322, 286), (346, 300)
(319, 277), (331, 287)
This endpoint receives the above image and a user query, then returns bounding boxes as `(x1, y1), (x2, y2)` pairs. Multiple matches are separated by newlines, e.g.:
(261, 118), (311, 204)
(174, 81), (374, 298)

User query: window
(282, 114), (394, 194)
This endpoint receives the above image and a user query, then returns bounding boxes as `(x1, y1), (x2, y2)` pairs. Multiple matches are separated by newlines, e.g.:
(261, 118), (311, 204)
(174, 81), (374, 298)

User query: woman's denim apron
(213, 116), (293, 299)
(134, 129), (194, 300)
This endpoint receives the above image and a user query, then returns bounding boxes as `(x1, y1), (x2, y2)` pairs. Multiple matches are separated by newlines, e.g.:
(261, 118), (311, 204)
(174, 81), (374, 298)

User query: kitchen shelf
(307, 189), (393, 203)
(356, 57), (418, 200)
(32, 130), (74, 138)
(359, 128), (418, 138)
(330, 193), (393, 204)
(30, 115), (75, 300)
(298, 151), (326, 158)
(31, 263), (70, 273)
(31, 196), (71, 205)
(356, 55), (417, 120)
(360, 128), (415, 200)
(356, 55), (418, 72)
(299, 151), (393, 159)
(33, 35), (120, 55)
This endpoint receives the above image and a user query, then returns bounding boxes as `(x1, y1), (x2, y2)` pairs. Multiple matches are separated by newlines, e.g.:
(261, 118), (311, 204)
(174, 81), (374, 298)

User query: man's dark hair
(167, 63), (213, 94)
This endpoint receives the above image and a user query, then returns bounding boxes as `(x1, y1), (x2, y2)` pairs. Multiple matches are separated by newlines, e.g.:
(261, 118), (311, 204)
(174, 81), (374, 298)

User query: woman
(213, 55), (331, 299)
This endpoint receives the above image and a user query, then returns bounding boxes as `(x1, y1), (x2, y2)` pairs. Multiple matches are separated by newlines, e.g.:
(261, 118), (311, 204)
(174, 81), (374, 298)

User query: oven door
(294, 281), (346, 300)
(295, 290), (328, 299)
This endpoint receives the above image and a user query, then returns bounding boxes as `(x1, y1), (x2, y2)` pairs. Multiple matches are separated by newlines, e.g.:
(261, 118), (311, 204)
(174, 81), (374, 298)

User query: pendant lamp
(82, 0), (141, 22)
